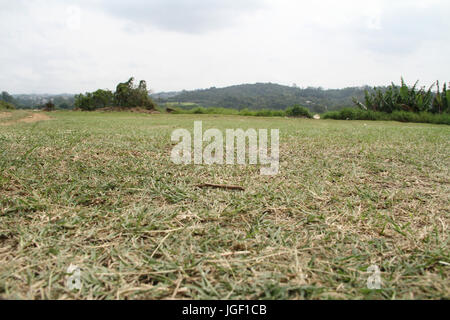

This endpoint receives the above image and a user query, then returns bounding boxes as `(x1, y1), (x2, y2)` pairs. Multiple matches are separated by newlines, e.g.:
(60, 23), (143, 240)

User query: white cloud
(0, 0), (449, 93)
(98, 0), (265, 34)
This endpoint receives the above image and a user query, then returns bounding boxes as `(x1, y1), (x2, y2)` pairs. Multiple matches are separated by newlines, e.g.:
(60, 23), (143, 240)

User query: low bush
(42, 101), (56, 112)
(172, 107), (287, 117)
(0, 101), (15, 110)
(323, 108), (450, 125)
(168, 105), (319, 119)
(286, 105), (313, 118)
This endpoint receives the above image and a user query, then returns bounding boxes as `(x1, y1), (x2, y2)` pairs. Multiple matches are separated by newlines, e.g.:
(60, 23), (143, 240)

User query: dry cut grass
(0, 111), (448, 300)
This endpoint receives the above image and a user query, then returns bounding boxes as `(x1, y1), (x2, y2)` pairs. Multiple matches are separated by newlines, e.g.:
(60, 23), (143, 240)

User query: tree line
(0, 91), (75, 110)
(74, 78), (155, 111)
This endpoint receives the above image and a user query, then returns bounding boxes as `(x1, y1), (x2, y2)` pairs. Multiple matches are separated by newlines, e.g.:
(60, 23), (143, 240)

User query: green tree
(0, 100), (15, 110)
(74, 93), (93, 111)
(43, 101), (55, 111)
(114, 77), (155, 109)
(0, 91), (15, 104)
(114, 78), (134, 107)
(432, 82), (450, 114)
(0, 91), (17, 109)
(92, 89), (114, 108)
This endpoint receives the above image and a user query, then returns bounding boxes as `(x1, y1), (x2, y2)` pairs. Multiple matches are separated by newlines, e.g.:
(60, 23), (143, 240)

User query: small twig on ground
(195, 183), (245, 191)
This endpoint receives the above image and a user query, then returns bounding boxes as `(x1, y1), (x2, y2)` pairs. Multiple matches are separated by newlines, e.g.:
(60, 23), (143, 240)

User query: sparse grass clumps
(0, 112), (448, 300)
(323, 108), (450, 125)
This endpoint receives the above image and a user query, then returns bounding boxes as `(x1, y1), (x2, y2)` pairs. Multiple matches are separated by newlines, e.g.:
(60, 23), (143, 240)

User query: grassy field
(0, 110), (448, 300)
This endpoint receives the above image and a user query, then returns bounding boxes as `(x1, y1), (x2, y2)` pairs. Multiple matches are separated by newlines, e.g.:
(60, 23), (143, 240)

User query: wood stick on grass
(195, 183), (245, 191)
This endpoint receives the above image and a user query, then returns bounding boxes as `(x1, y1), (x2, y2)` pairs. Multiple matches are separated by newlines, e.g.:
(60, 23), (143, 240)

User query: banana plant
(353, 78), (439, 113)
(446, 83), (450, 112)
(433, 82), (450, 114)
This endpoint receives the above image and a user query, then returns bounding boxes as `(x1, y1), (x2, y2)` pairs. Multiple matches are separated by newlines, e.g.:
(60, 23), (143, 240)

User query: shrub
(239, 108), (253, 116)
(286, 105), (313, 118)
(0, 100), (15, 110)
(322, 109), (450, 125)
(42, 101), (55, 111)
(192, 107), (206, 114)
(270, 110), (286, 117)
(169, 106), (289, 117)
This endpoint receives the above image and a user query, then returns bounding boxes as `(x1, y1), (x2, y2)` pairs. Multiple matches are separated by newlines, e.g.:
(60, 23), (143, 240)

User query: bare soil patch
(0, 112), (51, 126)
(0, 112), (11, 119)
(19, 113), (51, 123)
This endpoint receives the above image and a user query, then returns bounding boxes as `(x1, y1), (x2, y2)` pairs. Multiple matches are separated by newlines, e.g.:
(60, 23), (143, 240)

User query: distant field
(0, 110), (448, 300)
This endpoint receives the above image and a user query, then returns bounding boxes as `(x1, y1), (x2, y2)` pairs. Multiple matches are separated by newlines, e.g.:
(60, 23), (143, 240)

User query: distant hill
(7, 83), (372, 112)
(151, 91), (181, 100)
(155, 83), (371, 113)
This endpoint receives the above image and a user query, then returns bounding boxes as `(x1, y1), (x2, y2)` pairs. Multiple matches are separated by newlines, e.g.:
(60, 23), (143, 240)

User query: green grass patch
(0, 111), (448, 300)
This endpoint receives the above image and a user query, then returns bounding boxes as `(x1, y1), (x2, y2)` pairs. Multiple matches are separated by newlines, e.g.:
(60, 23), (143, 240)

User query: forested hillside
(155, 83), (371, 113)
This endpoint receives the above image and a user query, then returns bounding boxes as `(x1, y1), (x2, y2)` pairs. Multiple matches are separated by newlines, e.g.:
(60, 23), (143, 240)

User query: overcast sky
(1, 0), (449, 94)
